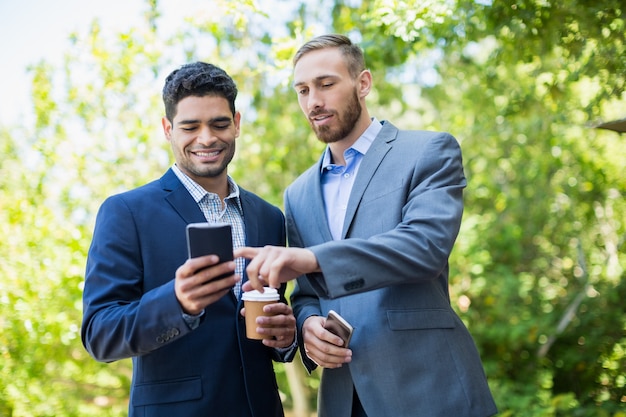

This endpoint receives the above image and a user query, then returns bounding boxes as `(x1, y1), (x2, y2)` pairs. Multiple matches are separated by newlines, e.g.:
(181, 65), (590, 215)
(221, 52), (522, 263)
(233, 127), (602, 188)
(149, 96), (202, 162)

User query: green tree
(1, 0), (625, 416)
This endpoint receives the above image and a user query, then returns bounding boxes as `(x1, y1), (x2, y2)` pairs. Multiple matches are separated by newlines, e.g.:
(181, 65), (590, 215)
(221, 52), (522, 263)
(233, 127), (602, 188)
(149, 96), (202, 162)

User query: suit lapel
(240, 190), (258, 248)
(342, 121), (398, 238)
(311, 159), (335, 242)
(161, 169), (207, 224)
(238, 190), (258, 289)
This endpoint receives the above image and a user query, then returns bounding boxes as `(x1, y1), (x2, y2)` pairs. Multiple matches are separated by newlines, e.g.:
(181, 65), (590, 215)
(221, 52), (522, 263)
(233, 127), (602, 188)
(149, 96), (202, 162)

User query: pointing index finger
(233, 246), (259, 260)
(234, 246), (265, 292)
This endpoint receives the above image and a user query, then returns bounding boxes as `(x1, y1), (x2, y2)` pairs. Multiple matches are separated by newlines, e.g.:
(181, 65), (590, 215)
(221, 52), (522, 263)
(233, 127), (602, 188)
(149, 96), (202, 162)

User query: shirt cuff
(182, 309), (205, 330)
(273, 329), (298, 362)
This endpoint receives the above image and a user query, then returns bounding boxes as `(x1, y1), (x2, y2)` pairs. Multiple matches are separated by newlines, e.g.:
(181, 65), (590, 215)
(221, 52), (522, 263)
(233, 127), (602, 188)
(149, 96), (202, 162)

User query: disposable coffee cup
(241, 287), (280, 340)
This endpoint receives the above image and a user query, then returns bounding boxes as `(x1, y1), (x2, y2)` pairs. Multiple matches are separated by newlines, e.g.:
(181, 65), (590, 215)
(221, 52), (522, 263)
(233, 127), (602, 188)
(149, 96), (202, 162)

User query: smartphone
(185, 222), (234, 280)
(324, 310), (354, 348)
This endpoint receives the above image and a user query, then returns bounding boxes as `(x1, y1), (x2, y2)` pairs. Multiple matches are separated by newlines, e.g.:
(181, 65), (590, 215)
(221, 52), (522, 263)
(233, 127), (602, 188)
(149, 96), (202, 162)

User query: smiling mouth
(310, 113), (334, 124)
(189, 149), (223, 163)
(193, 150), (220, 157)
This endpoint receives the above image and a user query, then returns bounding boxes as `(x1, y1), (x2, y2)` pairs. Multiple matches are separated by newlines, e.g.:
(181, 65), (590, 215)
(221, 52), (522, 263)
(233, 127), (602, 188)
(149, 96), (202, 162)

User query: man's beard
(311, 90), (362, 144)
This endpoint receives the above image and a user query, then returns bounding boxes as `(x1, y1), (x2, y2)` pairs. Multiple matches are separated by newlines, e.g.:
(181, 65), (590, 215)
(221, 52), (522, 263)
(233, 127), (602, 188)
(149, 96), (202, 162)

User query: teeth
(196, 151), (219, 157)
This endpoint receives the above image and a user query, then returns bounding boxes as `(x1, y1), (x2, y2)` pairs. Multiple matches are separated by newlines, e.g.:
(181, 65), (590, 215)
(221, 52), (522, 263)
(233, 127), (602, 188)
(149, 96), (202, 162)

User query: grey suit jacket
(288, 121), (497, 417)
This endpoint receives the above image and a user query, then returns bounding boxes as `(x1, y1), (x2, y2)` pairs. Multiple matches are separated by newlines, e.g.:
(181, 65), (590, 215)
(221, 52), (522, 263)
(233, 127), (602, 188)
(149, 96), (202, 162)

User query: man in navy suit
(237, 34), (498, 416)
(81, 62), (297, 416)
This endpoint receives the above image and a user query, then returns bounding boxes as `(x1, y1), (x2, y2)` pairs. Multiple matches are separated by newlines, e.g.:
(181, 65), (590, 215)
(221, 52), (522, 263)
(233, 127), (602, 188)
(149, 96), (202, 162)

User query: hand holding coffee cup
(241, 287), (280, 339)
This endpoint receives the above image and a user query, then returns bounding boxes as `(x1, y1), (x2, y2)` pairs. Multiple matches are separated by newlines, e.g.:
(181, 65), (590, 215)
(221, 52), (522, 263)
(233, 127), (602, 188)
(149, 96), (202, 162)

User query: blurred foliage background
(1, 0), (624, 416)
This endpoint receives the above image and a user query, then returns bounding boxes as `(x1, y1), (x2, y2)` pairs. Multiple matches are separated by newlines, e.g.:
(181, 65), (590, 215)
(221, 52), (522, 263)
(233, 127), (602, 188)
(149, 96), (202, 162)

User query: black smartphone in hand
(186, 222), (234, 280)
(324, 310), (354, 347)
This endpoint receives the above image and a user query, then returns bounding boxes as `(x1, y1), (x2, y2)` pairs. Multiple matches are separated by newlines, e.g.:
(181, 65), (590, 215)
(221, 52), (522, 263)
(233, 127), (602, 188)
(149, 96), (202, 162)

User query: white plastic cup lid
(241, 287), (279, 302)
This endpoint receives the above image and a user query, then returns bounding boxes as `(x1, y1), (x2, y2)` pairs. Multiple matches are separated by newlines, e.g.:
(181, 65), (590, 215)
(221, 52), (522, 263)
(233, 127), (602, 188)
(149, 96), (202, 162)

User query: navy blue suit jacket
(82, 168), (289, 417)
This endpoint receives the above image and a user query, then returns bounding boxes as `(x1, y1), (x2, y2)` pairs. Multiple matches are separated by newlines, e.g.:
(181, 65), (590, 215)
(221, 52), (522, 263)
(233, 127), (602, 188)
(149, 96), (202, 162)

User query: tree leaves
(1, 0), (624, 415)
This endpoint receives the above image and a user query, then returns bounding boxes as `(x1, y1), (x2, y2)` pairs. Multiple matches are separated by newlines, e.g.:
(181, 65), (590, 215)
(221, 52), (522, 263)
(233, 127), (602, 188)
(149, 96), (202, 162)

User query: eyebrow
(293, 74), (339, 88)
(177, 116), (232, 125)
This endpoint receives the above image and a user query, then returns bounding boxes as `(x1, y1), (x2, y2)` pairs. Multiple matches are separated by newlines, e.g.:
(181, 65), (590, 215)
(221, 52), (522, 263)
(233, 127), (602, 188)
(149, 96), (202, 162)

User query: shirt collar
(172, 164), (242, 210)
(321, 118), (382, 172)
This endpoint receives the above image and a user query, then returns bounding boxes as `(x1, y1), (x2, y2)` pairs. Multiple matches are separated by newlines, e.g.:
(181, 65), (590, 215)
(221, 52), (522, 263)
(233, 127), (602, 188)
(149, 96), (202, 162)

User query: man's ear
(358, 69), (372, 99)
(162, 116), (172, 141)
(234, 111), (242, 138)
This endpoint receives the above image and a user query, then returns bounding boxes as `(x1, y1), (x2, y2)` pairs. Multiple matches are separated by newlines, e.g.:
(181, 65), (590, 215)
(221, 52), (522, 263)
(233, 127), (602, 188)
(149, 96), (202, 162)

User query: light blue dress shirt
(320, 118), (382, 240)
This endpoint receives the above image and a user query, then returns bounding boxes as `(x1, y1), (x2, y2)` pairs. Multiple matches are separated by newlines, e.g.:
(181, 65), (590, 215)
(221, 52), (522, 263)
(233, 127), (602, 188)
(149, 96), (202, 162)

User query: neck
(198, 175), (230, 202)
(328, 111), (372, 165)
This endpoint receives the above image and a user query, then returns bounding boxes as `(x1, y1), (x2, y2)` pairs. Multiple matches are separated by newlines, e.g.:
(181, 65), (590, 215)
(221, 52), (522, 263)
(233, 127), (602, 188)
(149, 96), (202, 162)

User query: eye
(322, 82), (334, 88)
(213, 124), (230, 130)
(296, 87), (308, 95)
(181, 126), (196, 132)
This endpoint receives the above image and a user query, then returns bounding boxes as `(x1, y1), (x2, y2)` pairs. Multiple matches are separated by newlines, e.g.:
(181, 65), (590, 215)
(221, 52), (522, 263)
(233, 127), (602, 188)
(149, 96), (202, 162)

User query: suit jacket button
(344, 279), (365, 291)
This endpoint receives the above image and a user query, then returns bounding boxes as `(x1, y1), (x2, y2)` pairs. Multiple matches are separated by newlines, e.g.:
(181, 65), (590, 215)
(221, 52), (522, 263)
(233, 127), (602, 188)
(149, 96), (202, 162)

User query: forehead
(293, 48), (350, 85)
(174, 95), (231, 121)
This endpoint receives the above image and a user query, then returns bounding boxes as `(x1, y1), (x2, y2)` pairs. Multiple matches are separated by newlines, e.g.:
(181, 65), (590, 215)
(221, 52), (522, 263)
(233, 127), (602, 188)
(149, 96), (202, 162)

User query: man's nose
(196, 126), (215, 144)
(307, 89), (323, 112)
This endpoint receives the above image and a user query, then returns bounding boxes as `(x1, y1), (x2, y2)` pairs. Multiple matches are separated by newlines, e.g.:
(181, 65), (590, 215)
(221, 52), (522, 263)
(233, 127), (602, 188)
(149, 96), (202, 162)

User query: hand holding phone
(324, 310), (353, 347)
(186, 222), (234, 280)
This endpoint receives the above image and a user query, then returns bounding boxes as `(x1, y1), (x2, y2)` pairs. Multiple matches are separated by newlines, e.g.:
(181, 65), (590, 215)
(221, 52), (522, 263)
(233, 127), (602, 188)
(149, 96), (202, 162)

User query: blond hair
(293, 34), (366, 79)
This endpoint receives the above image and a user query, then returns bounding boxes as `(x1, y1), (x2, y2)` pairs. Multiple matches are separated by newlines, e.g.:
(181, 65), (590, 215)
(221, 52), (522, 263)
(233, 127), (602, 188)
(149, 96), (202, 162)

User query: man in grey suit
(236, 34), (497, 416)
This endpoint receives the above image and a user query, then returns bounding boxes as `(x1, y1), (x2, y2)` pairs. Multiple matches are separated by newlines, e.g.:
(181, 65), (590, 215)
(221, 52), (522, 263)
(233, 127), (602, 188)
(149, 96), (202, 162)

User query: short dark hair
(293, 34), (366, 79)
(162, 62), (238, 122)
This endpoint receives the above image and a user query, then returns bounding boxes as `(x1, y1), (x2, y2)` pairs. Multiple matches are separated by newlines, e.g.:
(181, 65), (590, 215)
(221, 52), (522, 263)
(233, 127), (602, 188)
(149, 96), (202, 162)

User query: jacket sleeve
(299, 131), (466, 299)
(81, 195), (192, 362)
